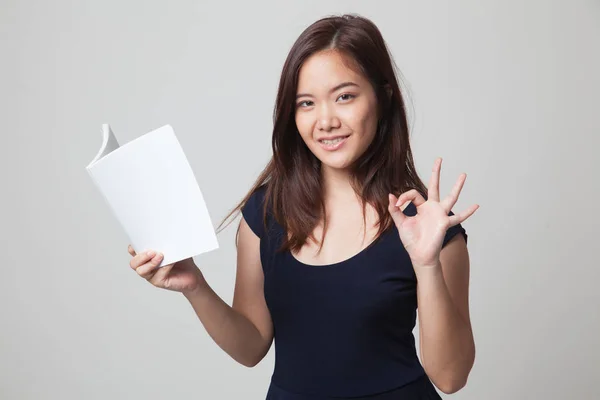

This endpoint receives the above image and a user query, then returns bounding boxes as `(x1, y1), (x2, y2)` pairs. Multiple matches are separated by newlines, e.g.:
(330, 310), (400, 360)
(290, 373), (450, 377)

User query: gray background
(2, 0), (599, 399)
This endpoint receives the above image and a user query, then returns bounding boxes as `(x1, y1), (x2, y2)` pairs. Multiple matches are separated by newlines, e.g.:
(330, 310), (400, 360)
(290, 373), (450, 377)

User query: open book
(86, 124), (219, 267)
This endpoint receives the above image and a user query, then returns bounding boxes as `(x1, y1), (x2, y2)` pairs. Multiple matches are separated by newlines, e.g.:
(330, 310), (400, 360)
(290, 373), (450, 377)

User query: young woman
(128, 14), (478, 399)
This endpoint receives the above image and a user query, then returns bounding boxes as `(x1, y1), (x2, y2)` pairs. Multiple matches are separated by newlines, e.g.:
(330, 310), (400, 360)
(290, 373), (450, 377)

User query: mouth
(317, 135), (350, 151)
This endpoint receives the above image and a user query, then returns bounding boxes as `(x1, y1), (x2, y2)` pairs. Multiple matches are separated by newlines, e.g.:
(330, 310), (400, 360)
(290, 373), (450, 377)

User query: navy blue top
(241, 186), (467, 399)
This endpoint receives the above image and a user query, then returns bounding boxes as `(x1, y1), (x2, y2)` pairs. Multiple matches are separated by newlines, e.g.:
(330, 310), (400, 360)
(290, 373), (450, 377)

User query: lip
(317, 135), (350, 151)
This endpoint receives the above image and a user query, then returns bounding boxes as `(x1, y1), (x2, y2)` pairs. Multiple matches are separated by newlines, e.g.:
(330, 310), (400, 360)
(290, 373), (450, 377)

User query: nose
(316, 104), (341, 131)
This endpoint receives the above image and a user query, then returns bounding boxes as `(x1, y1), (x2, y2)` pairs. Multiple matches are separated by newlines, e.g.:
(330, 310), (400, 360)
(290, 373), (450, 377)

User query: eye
(337, 93), (355, 102)
(297, 100), (313, 108)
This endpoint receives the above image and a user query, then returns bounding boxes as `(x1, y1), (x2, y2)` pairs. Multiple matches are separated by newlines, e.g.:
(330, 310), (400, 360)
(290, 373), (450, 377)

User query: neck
(321, 165), (357, 201)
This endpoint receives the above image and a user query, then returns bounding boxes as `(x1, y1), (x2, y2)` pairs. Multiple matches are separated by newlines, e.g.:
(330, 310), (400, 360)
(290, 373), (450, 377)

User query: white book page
(86, 124), (219, 267)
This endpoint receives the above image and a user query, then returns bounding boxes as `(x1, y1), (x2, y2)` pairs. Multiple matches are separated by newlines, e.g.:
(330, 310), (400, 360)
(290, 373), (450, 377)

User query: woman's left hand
(388, 158), (479, 270)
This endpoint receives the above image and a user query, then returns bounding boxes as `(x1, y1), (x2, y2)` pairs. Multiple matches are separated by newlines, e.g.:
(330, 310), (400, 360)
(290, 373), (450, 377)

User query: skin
(127, 49), (478, 394)
(294, 49), (379, 173)
(292, 49), (383, 262)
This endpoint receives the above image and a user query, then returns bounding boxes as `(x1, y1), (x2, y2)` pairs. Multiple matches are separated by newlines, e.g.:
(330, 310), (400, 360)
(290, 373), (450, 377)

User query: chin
(316, 152), (355, 171)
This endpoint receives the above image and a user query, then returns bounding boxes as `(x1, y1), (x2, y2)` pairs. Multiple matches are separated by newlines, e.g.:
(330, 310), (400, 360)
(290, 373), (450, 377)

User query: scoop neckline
(288, 229), (391, 268)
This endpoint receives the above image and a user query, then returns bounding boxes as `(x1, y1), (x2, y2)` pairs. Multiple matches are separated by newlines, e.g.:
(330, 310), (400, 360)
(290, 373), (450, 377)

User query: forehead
(297, 50), (366, 89)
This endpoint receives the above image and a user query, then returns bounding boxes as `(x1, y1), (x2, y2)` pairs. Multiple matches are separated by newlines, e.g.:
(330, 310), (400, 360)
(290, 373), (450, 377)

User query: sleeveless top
(241, 186), (467, 399)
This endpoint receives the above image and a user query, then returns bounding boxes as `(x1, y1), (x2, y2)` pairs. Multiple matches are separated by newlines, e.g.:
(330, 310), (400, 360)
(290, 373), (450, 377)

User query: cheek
(295, 114), (313, 142)
(364, 112), (379, 140)
(342, 104), (377, 139)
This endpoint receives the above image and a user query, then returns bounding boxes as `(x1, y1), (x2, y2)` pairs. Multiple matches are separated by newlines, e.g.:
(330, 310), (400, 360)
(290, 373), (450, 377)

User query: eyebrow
(296, 81), (359, 99)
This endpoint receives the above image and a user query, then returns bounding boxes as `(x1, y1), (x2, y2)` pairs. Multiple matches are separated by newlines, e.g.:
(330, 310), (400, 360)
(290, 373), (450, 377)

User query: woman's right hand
(128, 245), (206, 295)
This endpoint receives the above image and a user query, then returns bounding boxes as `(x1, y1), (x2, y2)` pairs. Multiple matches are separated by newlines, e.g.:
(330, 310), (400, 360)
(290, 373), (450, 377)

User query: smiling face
(294, 50), (380, 173)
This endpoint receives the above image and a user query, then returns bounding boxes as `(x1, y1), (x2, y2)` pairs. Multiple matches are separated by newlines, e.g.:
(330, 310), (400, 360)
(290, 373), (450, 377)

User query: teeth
(321, 137), (345, 145)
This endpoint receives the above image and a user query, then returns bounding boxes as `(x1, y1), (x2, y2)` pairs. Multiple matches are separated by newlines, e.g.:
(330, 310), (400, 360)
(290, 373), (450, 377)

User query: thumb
(388, 194), (406, 225)
(149, 263), (174, 287)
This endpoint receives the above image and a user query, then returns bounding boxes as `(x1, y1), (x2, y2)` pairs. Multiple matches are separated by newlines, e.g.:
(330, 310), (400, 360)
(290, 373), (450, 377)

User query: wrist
(182, 270), (209, 299)
(412, 258), (441, 270)
(412, 259), (442, 279)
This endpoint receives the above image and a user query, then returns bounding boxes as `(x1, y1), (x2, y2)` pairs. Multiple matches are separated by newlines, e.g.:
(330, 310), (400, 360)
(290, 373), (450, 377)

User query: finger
(393, 194), (411, 211)
(388, 194), (406, 224)
(449, 204), (479, 226)
(395, 189), (426, 208)
(441, 173), (467, 212)
(128, 244), (137, 257)
(149, 263), (174, 287)
(129, 250), (156, 270)
(427, 157), (442, 202)
(135, 253), (163, 279)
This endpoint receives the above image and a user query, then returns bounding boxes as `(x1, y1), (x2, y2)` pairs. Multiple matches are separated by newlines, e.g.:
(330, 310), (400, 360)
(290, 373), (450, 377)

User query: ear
(384, 83), (392, 99)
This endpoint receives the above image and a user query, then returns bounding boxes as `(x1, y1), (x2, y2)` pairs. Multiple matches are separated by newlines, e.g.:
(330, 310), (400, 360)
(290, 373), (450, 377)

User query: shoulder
(401, 201), (417, 216)
(401, 201), (467, 248)
(245, 184), (268, 209)
(241, 185), (269, 238)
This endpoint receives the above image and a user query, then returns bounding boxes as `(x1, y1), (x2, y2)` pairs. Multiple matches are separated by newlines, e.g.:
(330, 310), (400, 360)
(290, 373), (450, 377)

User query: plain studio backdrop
(1, 1), (599, 399)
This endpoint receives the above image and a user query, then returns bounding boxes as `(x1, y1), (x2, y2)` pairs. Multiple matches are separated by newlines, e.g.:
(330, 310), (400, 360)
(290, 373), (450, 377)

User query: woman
(128, 14), (478, 399)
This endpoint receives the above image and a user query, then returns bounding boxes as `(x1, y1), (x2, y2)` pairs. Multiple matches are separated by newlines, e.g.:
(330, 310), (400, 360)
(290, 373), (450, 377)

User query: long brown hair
(217, 13), (427, 253)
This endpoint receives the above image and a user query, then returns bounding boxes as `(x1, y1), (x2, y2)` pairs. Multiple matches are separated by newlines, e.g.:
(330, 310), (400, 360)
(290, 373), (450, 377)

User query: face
(294, 50), (379, 172)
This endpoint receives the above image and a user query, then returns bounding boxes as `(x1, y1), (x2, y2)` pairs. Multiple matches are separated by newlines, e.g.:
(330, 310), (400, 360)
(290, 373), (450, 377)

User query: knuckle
(136, 264), (150, 277)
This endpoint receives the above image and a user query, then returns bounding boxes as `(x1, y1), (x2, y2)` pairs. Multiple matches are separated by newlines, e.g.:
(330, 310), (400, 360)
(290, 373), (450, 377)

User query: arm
(417, 234), (475, 394)
(389, 157), (478, 393)
(183, 216), (274, 367)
